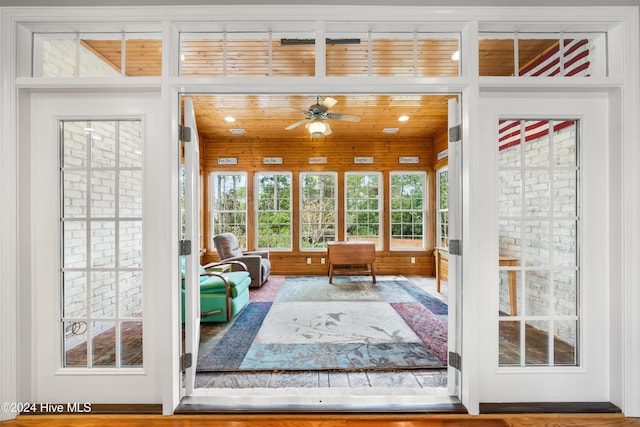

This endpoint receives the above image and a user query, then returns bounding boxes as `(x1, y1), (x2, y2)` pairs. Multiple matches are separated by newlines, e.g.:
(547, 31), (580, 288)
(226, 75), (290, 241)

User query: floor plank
(3, 414), (640, 427)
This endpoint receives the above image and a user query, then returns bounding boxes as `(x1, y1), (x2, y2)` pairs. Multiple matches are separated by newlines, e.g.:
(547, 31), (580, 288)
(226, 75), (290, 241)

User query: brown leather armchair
(213, 233), (271, 288)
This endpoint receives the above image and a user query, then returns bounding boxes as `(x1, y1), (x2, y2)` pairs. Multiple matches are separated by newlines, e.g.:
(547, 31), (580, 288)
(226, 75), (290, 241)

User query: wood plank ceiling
(82, 37), (556, 143)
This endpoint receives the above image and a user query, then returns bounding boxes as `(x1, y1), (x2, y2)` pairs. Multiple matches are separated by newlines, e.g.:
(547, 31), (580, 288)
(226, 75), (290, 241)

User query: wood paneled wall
(200, 134), (446, 276)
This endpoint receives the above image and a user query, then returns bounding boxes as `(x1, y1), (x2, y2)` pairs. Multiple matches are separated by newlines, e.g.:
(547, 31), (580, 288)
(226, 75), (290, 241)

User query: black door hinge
(179, 240), (192, 256)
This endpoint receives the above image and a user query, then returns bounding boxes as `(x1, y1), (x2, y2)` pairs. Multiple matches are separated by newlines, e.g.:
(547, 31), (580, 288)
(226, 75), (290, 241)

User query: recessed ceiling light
(398, 115), (410, 122)
(383, 128), (399, 134)
(451, 50), (460, 61)
(224, 116), (236, 123)
(229, 128), (245, 134)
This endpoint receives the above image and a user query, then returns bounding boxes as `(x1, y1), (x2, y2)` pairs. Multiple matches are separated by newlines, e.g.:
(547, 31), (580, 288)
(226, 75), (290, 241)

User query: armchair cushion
(214, 233), (271, 288)
(199, 271), (251, 297)
(214, 233), (244, 258)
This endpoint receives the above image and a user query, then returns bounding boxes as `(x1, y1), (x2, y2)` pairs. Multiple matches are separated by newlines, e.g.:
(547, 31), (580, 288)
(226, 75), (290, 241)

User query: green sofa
(181, 259), (252, 322)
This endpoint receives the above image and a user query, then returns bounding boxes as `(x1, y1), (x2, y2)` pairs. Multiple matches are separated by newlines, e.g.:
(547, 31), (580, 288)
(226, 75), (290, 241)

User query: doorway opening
(178, 92), (461, 410)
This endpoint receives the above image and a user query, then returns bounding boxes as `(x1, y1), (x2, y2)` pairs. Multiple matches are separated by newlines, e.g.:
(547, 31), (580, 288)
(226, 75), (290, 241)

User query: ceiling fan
(285, 96), (361, 137)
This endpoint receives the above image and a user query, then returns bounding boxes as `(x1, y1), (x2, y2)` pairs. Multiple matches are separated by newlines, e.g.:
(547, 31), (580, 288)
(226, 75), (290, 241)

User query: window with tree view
(437, 168), (449, 248)
(300, 172), (337, 250)
(211, 173), (247, 249)
(255, 172), (292, 250)
(390, 172), (426, 250)
(345, 172), (382, 249)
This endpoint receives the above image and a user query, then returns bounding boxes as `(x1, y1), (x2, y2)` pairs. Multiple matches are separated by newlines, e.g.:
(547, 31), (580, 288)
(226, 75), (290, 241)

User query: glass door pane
(61, 120), (143, 368)
(497, 119), (579, 367)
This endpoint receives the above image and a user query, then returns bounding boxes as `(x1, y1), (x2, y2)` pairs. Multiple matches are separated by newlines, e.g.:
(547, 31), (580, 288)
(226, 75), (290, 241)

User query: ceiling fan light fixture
(307, 119), (328, 137)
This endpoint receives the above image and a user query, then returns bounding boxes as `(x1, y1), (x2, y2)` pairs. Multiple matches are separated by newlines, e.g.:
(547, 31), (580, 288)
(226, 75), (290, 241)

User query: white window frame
(299, 171), (338, 251)
(389, 171), (427, 251)
(254, 171), (293, 251)
(344, 171), (383, 250)
(210, 172), (248, 249)
(436, 167), (449, 249)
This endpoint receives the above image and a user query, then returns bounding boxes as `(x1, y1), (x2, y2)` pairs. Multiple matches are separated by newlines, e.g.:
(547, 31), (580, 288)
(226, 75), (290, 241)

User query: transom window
(300, 172), (337, 250)
(345, 172), (382, 249)
(33, 32), (162, 78)
(479, 32), (606, 77)
(60, 119), (143, 368)
(255, 172), (292, 250)
(389, 172), (427, 250)
(210, 172), (247, 249)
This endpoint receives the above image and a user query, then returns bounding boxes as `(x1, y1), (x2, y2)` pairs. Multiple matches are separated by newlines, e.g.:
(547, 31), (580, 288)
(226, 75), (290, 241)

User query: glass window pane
(91, 170), (116, 218)
(120, 321), (143, 367)
(518, 36), (559, 76)
(326, 32), (459, 77)
(554, 120), (577, 166)
(554, 270), (578, 316)
(498, 170), (522, 218)
(345, 173), (382, 248)
(62, 121), (88, 168)
(120, 271), (143, 317)
(79, 34), (121, 77)
(390, 172), (426, 250)
(524, 220), (550, 267)
(525, 271), (551, 316)
(63, 272), (87, 318)
(554, 320), (578, 366)
(499, 270), (520, 317)
(211, 173), (248, 247)
(92, 321), (116, 367)
(524, 170), (550, 217)
(498, 120), (522, 167)
(120, 221), (142, 268)
(300, 172), (337, 249)
(523, 120), (550, 166)
(499, 320), (521, 366)
(64, 321), (88, 367)
(525, 320), (550, 366)
(120, 170), (143, 218)
(91, 271), (116, 318)
(125, 34), (162, 77)
(272, 34), (315, 77)
(90, 121), (117, 167)
(554, 220), (577, 267)
(119, 121), (143, 168)
(63, 221), (87, 269)
(63, 171), (87, 218)
(33, 33), (78, 77)
(479, 34), (515, 76)
(256, 172), (292, 250)
(91, 221), (116, 268)
(553, 170), (577, 218)
(499, 219), (521, 261)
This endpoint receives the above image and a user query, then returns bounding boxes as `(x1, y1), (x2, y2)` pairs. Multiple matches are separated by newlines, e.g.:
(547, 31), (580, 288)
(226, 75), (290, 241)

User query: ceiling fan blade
(321, 96), (338, 109)
(285, 118), (310, 130)
(326, 113), (361, 123)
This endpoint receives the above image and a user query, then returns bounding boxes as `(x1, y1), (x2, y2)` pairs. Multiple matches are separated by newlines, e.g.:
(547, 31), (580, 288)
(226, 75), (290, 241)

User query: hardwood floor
(2, 413), (640, 427)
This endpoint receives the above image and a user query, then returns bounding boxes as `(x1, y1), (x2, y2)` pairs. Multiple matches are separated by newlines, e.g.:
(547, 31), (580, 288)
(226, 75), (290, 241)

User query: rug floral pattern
(197, 276), (448, 372)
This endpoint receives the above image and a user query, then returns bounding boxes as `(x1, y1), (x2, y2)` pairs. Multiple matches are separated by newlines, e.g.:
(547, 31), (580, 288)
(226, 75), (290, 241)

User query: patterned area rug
(197, 276), (447, 372)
